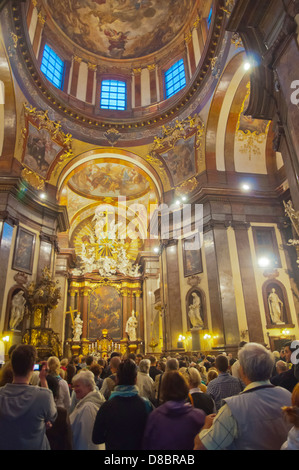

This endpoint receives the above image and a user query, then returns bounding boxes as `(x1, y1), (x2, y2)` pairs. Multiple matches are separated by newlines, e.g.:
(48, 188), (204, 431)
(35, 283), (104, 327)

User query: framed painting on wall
(183, 236), (203, 277)
(88, 285), (122, 341)
(12, 227), (36, 274)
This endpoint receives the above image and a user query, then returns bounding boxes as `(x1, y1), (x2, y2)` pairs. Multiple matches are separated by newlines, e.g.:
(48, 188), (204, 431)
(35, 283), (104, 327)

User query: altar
(65, 276), (143, 358)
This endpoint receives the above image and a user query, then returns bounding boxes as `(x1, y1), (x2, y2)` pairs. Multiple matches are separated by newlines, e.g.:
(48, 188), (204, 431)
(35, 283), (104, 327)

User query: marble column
(121, 287), (129, 340)
(232, 222), (264, 344)
(163, 240), (183, 351)
(204, 221), (240, 348)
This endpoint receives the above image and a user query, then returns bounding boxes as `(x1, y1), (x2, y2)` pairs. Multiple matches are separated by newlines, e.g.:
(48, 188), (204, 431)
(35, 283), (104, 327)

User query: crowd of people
(0, 340), (298, 450)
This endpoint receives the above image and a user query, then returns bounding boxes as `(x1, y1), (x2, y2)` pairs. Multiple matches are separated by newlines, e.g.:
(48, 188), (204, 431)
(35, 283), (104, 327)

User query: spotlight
(258, 257), (270, 268)
(244, 61), (251, 71)
(241, 183), (251, 191)
(40, 192), (46, 200)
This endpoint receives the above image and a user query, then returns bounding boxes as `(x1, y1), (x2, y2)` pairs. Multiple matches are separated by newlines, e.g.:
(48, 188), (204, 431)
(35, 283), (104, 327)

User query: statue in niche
(188, 292), (204, 329)
(73, 312), (83, 342)
(125, 310), (138, 342)
(268, 288), (285, 325)
(10, 291), (26, 330)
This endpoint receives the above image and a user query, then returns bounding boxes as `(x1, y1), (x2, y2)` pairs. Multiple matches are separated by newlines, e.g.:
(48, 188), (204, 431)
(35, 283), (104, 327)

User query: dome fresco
(45, 0), (196, 59)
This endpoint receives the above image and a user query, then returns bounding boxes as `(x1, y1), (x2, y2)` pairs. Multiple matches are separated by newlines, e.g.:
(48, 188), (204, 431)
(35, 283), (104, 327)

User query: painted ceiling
(45, 0), (196, 59)
(67, 160), (152, 200)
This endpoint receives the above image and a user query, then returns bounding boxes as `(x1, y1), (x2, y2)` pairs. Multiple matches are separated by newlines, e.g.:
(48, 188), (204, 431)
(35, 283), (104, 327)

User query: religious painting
(46, 0), (196, 59)
(183, 236), (203, 277)
(22, 104), (73, 181)
(161, 134), (196, 186)
(88, 285), (122, 340)
(68, 161), (151, 200)
(23, 123), (63, 178)
(12, 227), (36, 274)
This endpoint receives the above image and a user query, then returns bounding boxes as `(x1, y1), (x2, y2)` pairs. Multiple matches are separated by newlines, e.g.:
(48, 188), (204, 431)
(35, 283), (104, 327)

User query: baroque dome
(45, 0), (197, 60)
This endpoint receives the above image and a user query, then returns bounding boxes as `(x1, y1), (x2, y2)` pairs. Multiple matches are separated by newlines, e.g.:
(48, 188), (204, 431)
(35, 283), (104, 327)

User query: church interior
(1, 0), (299, 363)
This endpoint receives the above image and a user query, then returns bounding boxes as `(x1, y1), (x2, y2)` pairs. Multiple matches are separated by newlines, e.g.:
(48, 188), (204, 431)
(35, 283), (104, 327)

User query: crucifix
(65, 307), (78, 326)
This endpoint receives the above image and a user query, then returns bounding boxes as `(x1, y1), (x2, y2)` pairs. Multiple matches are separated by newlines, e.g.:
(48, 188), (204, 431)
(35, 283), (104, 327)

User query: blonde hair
(180, 366), (201, 388)
(47, 356), (61, 376)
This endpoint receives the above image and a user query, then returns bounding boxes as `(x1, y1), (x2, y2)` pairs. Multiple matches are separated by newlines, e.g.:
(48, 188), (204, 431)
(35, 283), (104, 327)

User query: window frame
(40, 43), (65, 90)
(99, 78), (127, 111)
(164, 58), (187, 100)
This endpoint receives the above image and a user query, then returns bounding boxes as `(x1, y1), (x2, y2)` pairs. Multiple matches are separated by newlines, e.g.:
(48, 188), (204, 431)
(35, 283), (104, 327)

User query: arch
(56, 148), (165, 201)
(205, 51), (246, 172)
(0, 36), (17, 170)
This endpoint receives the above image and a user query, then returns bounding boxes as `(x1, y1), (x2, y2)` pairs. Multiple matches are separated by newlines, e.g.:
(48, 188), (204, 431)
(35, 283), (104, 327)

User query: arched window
(164, 59), (186, 99)
(40, 44), (65, 90)
(100, 79), (127, 110)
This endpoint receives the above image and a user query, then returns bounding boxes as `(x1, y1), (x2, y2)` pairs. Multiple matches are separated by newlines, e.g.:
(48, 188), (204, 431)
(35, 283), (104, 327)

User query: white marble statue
(73, 312), (83, 342)
(268, 288), (284, 324)
(125, 310), (138, 342)
(188, 292), (204, 329)
(10, 291), (26, 330)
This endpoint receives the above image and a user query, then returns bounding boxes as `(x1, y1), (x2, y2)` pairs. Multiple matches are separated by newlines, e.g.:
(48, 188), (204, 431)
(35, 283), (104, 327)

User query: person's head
(157, 360), (166, 373)
(282, 383), (299, 428)
(215, 354), (229, 373)
(66, 363), (76, 384)
(272, 351), (280, 360)
(90, 363), (102, 378)
(149, 355), (157, 365)
(46, 374), (60, 400)
(283, 341), (296, 364)
(207, 369), (218, 383)
(276, 360), (288, 374)
(11, 345), (37, 378)
(86, 355), (95, 367)
(117, 359), (137, 386)
(47, 356), (61, 376)
(110, 352), (121, 360)
(161, 371), (189, 402)
(136, 354), (143, 365)
(185, 367), (201, 388)
(72, 370), (96, 400)
(110, 356), (121, 373)
(280, 348), (286, 359)
(166, 358), (179, 372)
(139, 359), (150, 374)
(60, 358), (68, 368)
(238, 342), (274, 383)
(128, 353), (136, 362)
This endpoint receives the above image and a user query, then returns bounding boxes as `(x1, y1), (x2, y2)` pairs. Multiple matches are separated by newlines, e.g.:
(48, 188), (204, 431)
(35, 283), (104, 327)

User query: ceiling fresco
(67, 160), (152, 199)
(45, 0), (196, 59)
